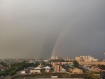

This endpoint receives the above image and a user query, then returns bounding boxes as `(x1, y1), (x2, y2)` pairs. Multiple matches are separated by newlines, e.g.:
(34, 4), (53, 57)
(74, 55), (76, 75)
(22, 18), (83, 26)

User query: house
(67, 64), (83, 73)
(20, 69), (29, 74)
(21, 70), (26, 74)
(61, 68), (66, 72)
(44, 66), (50, 72)
(0, 66), (7, 72)
(30, 67), (42, 74)
(54, 65), (62, 72)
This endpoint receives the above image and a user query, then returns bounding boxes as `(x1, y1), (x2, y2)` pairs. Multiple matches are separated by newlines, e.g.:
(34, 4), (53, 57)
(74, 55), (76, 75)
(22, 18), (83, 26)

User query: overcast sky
(0, 0), (105, 59)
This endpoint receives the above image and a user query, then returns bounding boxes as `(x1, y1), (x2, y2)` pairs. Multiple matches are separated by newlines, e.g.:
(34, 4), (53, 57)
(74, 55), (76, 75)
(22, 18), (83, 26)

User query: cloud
(0, 0), (105, 59)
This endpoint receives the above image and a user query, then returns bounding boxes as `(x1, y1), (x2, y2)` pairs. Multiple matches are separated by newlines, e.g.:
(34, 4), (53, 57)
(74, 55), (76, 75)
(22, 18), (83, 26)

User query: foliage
(98, 65), (105, 70)
(89, 74), (98, 79)
(50, 59), (65, 62)
(0, 61), (39, 76)
(44, 63), (52, 67)
(94, 72), (100, 74)
(9, 70), (16, 76)
(0, 62), (8, 67)
(73, 60), (79, 67)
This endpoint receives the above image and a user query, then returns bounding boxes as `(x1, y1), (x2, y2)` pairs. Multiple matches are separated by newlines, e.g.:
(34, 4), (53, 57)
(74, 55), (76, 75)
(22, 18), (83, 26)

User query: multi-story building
(51, 56), (64, 60)
(66, 57), (70, 61)
(54, 65), (62, 72)
(66, 64), (83, 73)
(75, 55), (98, 61)
(30, 67), (42, 74)
(44, 66), (50, 72)
(75, 57), (81, 61)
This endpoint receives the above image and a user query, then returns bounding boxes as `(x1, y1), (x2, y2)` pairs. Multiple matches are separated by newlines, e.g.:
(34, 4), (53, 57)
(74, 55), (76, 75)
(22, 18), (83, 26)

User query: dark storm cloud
(0, 0), (105, 59)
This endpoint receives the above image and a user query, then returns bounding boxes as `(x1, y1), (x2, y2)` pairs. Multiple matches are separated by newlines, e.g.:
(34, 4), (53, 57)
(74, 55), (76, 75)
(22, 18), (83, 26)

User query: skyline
(0, 55), (100, 59)
(0, 0), (105, 59)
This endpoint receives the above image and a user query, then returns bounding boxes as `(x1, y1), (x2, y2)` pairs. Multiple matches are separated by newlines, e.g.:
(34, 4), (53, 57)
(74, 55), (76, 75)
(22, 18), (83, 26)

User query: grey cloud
(0, 0), (105, 59)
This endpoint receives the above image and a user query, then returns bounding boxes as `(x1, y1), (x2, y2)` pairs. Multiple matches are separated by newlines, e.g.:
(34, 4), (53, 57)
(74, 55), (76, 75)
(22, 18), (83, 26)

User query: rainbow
(37, 10), (82, 59)
(51, 24), (69, 58)
(51, 13), (81, 58)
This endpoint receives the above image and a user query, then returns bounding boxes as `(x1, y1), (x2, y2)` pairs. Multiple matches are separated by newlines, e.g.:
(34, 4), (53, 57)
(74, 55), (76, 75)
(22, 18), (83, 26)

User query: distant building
(75, 57), (83, 61)
(20, 69), (29, 74)
(44, 59), (49, 62)
(78, 61), (105, 65)
(30, 67), (42, 74)
(75, 55), (98, 61)
(66, 64), (83, 73)
(44, 66), (50, 72)
(50, 56), (64, 60)
(30, 69), (40, 74)
(52, 63), (56, 66)
(0, 66), (7, 72)
(61, 68), (66, 72)
(61, 62), (73, 65)
(68, 68), (83, 73)
(66, 57), (70, 61)
(51, 56), (56, 60)
(103, 59), (105, 62)
(21, 70), (26, 74)
(51, 76), (58, 78)
(54, 65), (62, 72)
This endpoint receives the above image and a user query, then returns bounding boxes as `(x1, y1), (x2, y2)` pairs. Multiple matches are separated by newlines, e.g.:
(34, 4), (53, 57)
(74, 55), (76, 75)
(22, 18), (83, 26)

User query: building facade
(75, 55), (98, 61)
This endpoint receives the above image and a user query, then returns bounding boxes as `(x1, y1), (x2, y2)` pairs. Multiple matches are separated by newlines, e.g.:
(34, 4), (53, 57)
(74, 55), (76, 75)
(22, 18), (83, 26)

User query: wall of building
(68, 68), (83, 73)
(54, 65), (62, 72)
(75, 56), (98, 62)
(21, 71), (26, 74)
(30, 70), (40, 73)
(45, 70), (50, 72)
(72, 69), (83, 73)
(78, 61), (105, 65)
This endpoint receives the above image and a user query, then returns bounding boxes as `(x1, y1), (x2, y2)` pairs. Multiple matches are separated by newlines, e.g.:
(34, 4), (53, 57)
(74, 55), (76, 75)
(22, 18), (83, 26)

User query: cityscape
(0, 0), (105, 79)
(0, 55), (105, 79)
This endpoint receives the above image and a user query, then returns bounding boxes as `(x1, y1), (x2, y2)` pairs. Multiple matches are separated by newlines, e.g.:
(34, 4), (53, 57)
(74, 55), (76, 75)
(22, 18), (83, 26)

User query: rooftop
(66, 64), (77, 69)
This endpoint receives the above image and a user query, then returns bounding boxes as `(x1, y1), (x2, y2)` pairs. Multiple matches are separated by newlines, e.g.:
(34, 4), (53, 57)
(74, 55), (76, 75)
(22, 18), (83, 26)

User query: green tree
(9, 70), (16, 76)
(73, 60), (79, 67)
(0, 62), (8, 67)
(98, 65), (105, 70)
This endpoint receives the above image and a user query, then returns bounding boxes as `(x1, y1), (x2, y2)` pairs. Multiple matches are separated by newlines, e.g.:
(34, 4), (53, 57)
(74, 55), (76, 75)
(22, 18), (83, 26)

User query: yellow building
(54, 65), (62, 72)
(68, 68), (83, 73)
(78, 61), (105, 65)
(75, 57), (84, 61)
(67, 64), (83, 73)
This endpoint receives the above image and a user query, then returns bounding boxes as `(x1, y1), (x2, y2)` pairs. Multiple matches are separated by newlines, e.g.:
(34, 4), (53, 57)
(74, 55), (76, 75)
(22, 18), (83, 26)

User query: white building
(44, 66), (50, 70)
(30, 67), (41, 74)
(30, 69), (40, 74)
(75, 55), (98, 61)
(61, 68), (66, 72)
(44, 66), (50, 72)
(21, 70), (26, 74)
(51, 56), (58, 60)
(44, 59), (49, 62)
(82, 55), (98, 61)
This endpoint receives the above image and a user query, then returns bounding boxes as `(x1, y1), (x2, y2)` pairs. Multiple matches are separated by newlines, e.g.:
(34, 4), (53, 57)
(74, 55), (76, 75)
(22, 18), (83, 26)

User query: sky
(0, 0), (105, 59)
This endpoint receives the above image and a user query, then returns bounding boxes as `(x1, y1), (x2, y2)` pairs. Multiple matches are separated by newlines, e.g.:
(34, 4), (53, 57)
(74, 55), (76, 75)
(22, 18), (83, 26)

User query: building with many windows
(75, 55), (98, 61)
